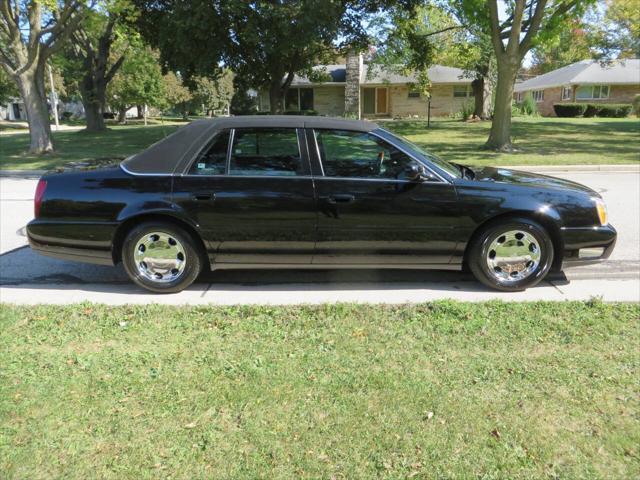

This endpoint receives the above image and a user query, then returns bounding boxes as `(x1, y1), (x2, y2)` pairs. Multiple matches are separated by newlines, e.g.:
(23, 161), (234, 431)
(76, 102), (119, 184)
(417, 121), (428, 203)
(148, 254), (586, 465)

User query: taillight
(34, 179), (47, 218)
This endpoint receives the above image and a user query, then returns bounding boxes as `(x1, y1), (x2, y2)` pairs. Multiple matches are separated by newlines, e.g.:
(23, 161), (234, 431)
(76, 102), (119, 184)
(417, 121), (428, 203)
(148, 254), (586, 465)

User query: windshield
(375, 128), (461, 178)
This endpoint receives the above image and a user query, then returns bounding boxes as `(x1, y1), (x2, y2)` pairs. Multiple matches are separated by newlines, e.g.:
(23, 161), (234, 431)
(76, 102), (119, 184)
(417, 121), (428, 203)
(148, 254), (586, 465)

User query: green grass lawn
(0, 116), (638, 171)
(386, 117), (640, 167)
(1, 301), (638, 479)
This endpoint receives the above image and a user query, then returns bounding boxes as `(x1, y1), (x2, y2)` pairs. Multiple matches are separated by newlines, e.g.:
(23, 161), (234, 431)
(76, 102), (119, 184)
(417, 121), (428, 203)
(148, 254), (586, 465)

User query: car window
(188, 130), (230, 175)
(229, 128), (303, 176)
(314, 129), (418, 180)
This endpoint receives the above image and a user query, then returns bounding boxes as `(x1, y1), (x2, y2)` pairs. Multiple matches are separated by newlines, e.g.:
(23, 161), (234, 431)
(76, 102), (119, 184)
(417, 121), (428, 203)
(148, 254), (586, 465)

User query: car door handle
(192, 191), (215, 201)
(327, 194), (355, 204)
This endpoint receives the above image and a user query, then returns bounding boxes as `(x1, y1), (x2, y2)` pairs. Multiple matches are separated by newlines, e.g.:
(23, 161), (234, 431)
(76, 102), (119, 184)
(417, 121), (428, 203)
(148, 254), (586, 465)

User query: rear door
(308, 128), (458, 265)
(172, 127), (317, 265)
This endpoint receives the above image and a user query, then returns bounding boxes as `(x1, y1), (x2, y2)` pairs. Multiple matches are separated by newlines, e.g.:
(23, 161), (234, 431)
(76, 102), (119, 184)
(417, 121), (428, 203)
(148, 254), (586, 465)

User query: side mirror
(405, 164), (437, 182)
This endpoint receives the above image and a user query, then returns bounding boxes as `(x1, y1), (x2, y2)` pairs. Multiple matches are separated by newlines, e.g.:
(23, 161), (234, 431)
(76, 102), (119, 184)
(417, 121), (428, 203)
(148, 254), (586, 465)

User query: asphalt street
(1, 169), (638, 304)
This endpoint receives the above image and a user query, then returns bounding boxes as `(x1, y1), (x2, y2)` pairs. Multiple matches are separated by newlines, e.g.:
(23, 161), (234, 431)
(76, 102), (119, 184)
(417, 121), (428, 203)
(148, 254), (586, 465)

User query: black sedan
(27, 116), (616, 293)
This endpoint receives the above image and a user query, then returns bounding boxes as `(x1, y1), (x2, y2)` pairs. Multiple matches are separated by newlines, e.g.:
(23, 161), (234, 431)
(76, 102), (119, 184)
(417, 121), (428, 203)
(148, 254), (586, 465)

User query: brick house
(514, 59), (640, 116)
(257, 51), (474, 119)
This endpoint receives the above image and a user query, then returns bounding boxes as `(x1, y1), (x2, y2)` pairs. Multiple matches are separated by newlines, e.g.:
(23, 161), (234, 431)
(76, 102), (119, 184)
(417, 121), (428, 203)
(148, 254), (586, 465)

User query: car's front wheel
(121, 222), (203, 293)
(468, 218), (554, 291)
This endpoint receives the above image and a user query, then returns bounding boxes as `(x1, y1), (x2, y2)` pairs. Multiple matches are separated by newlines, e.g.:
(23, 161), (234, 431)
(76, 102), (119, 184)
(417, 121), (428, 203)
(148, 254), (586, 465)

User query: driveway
(1, 170), (638, 304)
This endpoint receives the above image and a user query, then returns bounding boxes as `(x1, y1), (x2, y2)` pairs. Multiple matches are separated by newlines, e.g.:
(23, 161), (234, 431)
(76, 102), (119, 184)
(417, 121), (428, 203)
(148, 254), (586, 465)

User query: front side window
(562, 86), (572, 100)
(314, 129), (419, 180)
(230, 128), (303, 176)
(532, 90), (544, 102)
(188, 130), (230, 175)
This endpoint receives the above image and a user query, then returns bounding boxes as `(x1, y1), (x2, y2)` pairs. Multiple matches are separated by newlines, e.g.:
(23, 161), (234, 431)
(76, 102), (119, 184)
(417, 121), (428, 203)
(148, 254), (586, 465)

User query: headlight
(593, 197), (608, 226)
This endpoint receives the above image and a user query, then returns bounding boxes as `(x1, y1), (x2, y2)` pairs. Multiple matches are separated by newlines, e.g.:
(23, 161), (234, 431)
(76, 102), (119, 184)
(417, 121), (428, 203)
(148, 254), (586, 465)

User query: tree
(65, 4), (133, 131)
(599, 0), (640, 58)
(456, 0), (594, 151)
(162, 71), (192, 119)
(0, 1), (85, 153)
(529, 19), (592, 74)
(106, 43), (164, 123)
(0, 66), (18, 104)
(372, 3), (494, 119)
(135, 0), (389, 114)
(192, 71), (234, 117)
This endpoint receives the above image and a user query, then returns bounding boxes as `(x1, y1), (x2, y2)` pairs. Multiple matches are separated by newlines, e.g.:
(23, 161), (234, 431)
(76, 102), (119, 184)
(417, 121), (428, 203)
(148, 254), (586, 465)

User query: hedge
(554, 103), (634, 118)
(584, 103), (633, 118)
(553, 103), (587, 117)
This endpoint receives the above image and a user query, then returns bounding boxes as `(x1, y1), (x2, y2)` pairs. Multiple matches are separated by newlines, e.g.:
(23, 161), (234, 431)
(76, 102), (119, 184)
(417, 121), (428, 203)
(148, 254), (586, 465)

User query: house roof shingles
(514, 59), (640, 92)
(290, 64), (471, 86)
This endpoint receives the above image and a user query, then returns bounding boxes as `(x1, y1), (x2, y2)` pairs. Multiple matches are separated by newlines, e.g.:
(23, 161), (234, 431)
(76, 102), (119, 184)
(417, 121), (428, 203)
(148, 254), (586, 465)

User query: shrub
(633, 95), (640, 118)
(584, 103), (633, 118)
(281, 109), (318, 116)
(596, 104), (633, 118)
(519, 93), (538, 116)
(553, 103), (587, 117)
(583, 104), (598, 117)
(459, 101), (474, 121)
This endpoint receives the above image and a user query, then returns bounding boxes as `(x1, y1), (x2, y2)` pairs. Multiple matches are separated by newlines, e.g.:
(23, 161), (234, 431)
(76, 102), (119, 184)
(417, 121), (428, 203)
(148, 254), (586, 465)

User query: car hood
(469, 166), (598, 196)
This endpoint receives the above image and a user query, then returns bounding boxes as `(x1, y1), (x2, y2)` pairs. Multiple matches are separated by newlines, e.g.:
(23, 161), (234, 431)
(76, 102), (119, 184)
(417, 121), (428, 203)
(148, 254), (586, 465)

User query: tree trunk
(268, 79), (284, 114)
(136, 105), (144, 119)
(485, 62), (518, 151)
(80, 89), (107, 132)
(117, 107), (127, 123)
(16, 66), (54, 154)
(472, 78), (484, 119)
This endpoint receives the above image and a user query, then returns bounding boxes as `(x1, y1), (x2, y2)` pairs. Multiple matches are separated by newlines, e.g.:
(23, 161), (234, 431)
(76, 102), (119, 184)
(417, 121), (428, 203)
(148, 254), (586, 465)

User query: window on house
(314, 129), (418, 180)
(532, 90), (544, 102)
(562, 86), (572, 101)
(515, 92), (522, 102)
(285, 88), (314, 111)
(229, 128), (303, 176)
(576, 85), (610, 100)
(453, 85), (473, 98)
(188, 130), (230, 175)
(408, 87), (420, 98)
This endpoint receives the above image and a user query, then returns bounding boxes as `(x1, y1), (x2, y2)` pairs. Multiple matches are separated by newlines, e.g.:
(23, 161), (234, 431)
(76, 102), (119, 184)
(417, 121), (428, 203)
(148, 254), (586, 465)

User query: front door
(362, 87), (388, 115)
(309, 129), (458, 265)
(172, 127), (317, 265)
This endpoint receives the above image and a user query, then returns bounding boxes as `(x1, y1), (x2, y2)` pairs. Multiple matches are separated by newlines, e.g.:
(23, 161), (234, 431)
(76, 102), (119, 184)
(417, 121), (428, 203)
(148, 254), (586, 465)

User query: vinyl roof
(514, 59), (640, 92)
(120, 116), (378, 175)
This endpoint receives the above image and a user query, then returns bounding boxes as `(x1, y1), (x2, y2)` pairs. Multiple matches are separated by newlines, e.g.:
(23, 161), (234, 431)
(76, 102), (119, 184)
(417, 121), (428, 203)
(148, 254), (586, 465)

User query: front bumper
(561, 224), (617, 267)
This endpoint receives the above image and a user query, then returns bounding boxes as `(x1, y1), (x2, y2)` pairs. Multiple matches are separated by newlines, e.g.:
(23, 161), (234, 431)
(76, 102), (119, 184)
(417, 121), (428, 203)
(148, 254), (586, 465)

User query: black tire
(121, 221), (203, 293)
(468, 218), (554, 292)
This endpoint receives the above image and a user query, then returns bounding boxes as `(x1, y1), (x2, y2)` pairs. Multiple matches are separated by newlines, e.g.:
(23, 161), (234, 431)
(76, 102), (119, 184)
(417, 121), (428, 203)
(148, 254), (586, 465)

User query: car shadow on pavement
(0, 245), (568, 296)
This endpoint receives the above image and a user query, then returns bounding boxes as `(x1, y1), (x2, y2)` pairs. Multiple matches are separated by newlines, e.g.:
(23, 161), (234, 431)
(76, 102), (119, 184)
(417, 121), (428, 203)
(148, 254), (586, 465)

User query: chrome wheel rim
(486, 230), (541, 283)
(133, 231), (186, 283)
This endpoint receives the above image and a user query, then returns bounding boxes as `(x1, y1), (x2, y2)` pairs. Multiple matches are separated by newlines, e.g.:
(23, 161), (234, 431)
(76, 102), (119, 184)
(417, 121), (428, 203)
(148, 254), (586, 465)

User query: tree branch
(487, 0), (505, 56)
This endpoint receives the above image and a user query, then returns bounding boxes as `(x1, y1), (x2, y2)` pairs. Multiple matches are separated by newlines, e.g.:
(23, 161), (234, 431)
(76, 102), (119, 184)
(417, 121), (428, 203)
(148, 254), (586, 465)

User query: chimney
(345, 49), (362, 118)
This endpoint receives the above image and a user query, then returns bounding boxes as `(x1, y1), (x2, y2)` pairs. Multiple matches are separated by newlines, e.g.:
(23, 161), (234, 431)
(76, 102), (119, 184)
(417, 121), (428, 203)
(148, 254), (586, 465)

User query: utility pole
(47, 64), (59, 131)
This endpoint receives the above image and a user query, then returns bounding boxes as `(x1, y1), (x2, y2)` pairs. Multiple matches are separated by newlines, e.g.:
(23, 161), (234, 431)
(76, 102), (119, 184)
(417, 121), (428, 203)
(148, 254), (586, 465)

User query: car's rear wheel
(121, 222), (203, 293)
(468, 218), (554, 291)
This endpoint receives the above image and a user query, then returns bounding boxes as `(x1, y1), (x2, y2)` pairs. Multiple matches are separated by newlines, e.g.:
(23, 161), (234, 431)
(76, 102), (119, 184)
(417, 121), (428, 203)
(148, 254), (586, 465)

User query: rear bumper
(561, 224), (617, 267)
(27, 221), (115, 266)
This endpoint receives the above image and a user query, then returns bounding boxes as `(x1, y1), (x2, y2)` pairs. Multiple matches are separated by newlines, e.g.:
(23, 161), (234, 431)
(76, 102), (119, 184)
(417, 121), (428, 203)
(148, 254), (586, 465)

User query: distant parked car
(27, 116), (616, 293)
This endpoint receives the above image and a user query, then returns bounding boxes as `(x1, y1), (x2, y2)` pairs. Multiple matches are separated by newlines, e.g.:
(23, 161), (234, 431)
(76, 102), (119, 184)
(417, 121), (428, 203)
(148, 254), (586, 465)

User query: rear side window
(230, 128), (302, 176)
(188, 130), (230, 175)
